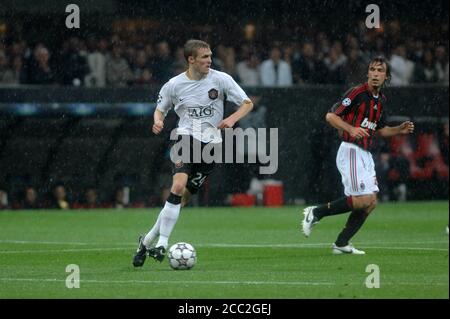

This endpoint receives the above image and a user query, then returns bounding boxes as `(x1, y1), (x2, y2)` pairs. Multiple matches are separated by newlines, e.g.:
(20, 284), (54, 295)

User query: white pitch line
(199, 243), (449, 252)
(0, 277), (447, 287)
(0, 240), (90, 246)
(0, 247), (127, 254)
(0, 244), (447, 254)
(356, 246), (448, 252)
(0, 277), (334, 286)
(0, 239), (447, 247)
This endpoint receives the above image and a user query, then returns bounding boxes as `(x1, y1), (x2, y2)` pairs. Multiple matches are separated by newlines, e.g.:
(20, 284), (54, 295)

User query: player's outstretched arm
(325, 112), (370, 139)
(377, 121), (414, 138)
(152, 109), (165, 134)
(218, 99), (254, 129)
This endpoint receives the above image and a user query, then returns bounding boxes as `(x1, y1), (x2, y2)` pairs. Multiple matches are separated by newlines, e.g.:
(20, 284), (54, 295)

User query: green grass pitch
(0, 201), (448, 299)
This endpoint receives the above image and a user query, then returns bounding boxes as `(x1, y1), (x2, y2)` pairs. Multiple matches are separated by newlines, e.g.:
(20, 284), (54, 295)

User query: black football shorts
(169, 135), (220, 194)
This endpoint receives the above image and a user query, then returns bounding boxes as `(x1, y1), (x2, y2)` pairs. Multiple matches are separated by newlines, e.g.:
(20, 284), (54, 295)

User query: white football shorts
(336, 142), (379, 196)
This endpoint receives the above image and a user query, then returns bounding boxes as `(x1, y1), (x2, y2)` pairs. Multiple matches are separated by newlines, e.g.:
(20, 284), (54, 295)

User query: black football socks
(313, 196), (353, 221)
(334, 210), (368, 247)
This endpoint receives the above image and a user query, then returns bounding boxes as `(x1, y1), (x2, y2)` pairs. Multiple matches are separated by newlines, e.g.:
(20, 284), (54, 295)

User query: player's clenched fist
(152, 120), (164, 134)
(399, 121), (414, 134)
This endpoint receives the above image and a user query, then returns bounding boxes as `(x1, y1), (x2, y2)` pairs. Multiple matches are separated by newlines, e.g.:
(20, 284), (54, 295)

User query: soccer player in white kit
(133, 40), (253, 266)
(301, 56), (414, 254)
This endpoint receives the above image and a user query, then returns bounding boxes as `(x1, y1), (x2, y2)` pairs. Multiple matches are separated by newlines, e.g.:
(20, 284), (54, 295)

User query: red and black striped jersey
(329, 83), (387, 151)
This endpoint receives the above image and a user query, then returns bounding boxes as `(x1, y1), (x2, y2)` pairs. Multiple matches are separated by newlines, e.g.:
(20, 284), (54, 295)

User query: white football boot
(332, 243), (366, 255)
(301, 206), (318, 237)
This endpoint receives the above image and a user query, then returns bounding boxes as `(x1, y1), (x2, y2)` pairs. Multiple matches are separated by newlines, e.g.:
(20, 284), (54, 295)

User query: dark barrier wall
(0, 86), (448, 204)
(1, 85), (449, 115)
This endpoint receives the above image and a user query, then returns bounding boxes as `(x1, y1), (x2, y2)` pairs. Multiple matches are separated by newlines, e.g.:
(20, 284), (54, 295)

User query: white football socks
(155, 201), (181, 249)
(143, 213), (162, 248)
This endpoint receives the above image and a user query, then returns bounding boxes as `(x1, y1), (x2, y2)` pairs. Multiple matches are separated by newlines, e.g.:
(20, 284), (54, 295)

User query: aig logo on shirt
(188, 104), (214, 118)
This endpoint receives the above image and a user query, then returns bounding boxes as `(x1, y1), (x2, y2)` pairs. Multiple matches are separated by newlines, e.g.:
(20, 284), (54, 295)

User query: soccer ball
(168, 242), (197, 270)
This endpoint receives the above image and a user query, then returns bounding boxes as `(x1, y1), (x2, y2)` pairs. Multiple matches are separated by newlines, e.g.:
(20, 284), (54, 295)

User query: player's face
(191, 48), (212, 75)
(367, 62), (387, 88)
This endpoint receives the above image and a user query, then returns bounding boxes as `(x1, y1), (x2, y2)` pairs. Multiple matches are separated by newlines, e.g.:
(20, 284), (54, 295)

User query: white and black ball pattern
(168, 242), (197, 270)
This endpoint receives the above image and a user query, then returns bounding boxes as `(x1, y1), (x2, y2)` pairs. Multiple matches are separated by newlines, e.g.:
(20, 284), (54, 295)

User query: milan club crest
(208, 88), (218, 100)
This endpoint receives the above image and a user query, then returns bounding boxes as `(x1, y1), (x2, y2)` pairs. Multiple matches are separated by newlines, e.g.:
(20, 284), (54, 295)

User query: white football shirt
(156, 69), (249, 143)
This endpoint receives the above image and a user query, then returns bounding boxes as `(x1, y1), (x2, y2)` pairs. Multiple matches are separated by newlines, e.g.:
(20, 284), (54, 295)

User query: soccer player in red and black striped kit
(301, 56), (415, 254)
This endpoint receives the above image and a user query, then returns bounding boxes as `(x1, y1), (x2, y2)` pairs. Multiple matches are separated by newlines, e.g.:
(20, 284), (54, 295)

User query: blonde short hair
(183, 39), (210, 62)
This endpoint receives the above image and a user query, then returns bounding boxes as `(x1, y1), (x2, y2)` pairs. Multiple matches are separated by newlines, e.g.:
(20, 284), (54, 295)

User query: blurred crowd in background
(0, 19), (449, 87)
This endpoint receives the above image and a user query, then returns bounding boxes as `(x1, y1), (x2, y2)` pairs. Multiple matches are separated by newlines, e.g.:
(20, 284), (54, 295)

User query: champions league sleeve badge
(342, 97), (351, 106)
